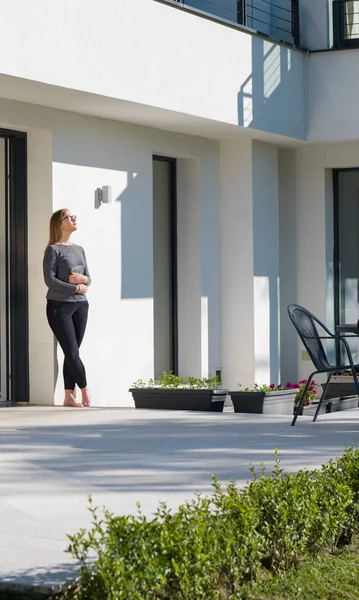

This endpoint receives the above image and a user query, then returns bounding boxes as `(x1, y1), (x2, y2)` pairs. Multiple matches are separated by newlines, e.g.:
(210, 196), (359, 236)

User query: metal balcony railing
(172, 0), (300, 46)
(333, 0), (359, 48)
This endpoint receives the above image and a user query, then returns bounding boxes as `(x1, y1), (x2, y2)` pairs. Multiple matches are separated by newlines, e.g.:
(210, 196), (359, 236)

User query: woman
(43, 209), (91, 407)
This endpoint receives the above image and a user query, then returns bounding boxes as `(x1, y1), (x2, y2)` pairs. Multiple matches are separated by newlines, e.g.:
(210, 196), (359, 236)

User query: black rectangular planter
(297, 402), (328, 416)
(329, 396), (358, 412)
(130, 388), (227, 412)
(321, 380), (359, 400)
(229, 389), (298, 415)
(297, 396), (358, 416)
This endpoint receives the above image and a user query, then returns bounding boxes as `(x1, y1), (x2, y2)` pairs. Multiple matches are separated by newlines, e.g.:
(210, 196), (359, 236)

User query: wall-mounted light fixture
(95, 185), (112, 206)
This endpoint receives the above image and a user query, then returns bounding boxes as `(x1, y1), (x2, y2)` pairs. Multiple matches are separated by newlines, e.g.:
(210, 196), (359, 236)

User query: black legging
(46, 300), (89, 390)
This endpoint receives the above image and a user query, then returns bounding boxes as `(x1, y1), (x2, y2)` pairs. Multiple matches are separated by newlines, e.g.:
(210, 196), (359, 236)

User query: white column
(278, 149), (298, 382)
(177, 158), (202, 376)
(252, 141), (279, 385)
(27, 129), (54, 405)
(199, 150), (221, 379)
(219, 139), (255, 390)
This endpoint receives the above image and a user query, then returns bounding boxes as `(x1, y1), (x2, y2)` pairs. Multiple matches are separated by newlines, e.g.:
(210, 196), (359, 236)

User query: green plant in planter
(132, 371), (222, 390)
(238, 383), (284, 393)
(238, 381), (319, 407)
(287, 380), (320, 407)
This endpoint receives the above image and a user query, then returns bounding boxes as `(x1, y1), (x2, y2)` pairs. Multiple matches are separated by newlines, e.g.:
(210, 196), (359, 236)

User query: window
(333, 0), (359, 49)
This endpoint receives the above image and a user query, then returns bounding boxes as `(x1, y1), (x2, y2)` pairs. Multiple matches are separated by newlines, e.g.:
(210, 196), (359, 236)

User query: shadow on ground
(1, 410), (359, 493)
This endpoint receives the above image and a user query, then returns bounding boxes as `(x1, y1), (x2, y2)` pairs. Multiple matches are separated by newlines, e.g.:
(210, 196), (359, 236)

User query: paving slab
(1, 405), (359, 591)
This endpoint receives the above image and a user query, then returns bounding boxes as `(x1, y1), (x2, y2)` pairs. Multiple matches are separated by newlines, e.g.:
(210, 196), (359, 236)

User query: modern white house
(0, 0), (358, 407)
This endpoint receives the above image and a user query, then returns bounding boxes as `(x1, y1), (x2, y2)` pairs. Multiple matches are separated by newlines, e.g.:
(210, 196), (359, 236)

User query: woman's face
(60, 210), (78, 235)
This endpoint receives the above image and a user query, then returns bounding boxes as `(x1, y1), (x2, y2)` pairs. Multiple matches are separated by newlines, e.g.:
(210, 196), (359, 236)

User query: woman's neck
(58, 234), (72, 245)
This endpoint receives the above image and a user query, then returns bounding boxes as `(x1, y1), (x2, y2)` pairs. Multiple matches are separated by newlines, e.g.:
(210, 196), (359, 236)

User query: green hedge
(57, 447), (359, 600)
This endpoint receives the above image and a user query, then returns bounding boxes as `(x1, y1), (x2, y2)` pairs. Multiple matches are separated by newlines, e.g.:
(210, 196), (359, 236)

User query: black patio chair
(288, 304), (359, 426)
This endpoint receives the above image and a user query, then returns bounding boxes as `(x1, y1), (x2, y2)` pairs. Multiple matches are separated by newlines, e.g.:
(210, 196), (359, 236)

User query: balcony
(333, 0), (359, 48)
(171, 0), (300, 46)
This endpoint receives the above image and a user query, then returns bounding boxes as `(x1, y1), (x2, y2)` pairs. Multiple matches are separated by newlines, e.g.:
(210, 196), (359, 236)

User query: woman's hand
(77, 284), (88, 294)
(69, 273), (88, 284)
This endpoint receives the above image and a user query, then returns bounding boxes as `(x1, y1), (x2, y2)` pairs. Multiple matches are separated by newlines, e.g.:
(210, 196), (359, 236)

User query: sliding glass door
(334, 168), (359, 362)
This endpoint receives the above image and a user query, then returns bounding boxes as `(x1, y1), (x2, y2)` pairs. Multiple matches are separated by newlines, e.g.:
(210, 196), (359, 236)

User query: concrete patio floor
(1, 405), (359, 593)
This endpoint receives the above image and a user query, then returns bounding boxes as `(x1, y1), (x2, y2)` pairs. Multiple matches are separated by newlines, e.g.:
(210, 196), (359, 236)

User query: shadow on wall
(85, 168), (151, 300)
(278, 149), (299, 384)
(237, 38), (305, 139)
(116, 172), (153, 300)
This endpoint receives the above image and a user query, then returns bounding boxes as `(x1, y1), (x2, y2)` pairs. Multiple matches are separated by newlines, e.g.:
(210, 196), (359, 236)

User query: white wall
(0, 97), (222, 406)
(307, 49), (359, 143)
(0, 0), (305, 141)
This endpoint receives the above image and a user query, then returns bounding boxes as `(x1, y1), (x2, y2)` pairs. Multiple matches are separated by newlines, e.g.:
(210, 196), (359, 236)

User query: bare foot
(81, 388), (91, 407)
(63, 397), (83, 407)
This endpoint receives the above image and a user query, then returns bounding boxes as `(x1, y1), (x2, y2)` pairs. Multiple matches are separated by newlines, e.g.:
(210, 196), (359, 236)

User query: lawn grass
(244, 536), (359, 600)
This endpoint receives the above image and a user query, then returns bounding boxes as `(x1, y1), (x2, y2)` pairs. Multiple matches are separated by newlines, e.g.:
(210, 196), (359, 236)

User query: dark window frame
(153, 155), (178, 376)
(333, 167), (359, 363)
(0, 128), (28, 404)
(333, 0), (359, 49)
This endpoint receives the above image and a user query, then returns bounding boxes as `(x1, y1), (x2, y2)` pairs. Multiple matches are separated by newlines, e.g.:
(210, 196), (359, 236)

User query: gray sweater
(43, 244), (92, 302)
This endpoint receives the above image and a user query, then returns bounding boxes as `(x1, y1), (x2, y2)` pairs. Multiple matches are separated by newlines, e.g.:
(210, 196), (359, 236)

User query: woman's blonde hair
(47, 208), (69, 246)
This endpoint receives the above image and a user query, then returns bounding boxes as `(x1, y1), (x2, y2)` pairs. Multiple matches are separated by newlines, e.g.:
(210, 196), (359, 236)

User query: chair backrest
(287, 304), (333, 371)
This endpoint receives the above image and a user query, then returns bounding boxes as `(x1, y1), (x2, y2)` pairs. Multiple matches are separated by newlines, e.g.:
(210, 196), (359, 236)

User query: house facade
(0, 0), (358, 406)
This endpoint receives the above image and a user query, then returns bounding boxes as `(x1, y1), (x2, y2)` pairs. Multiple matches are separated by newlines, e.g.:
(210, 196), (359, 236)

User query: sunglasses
(61, 215), (77, 222)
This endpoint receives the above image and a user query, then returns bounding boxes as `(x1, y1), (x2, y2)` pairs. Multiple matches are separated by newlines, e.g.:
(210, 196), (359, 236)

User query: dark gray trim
(333, 169), (340, 363)
(0, 127), (27, 138)
(333, 167), (359, 364)
(1, 130), (28, 403)
(169, 159), (178, 375)
(291, 0), (300, 47)
(8, 135), (29, 403)
(153, 155), (178, 375)
(237, 0), (245, 25)
(310, 47), (359, 53)
(333, 0), (359, 50)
